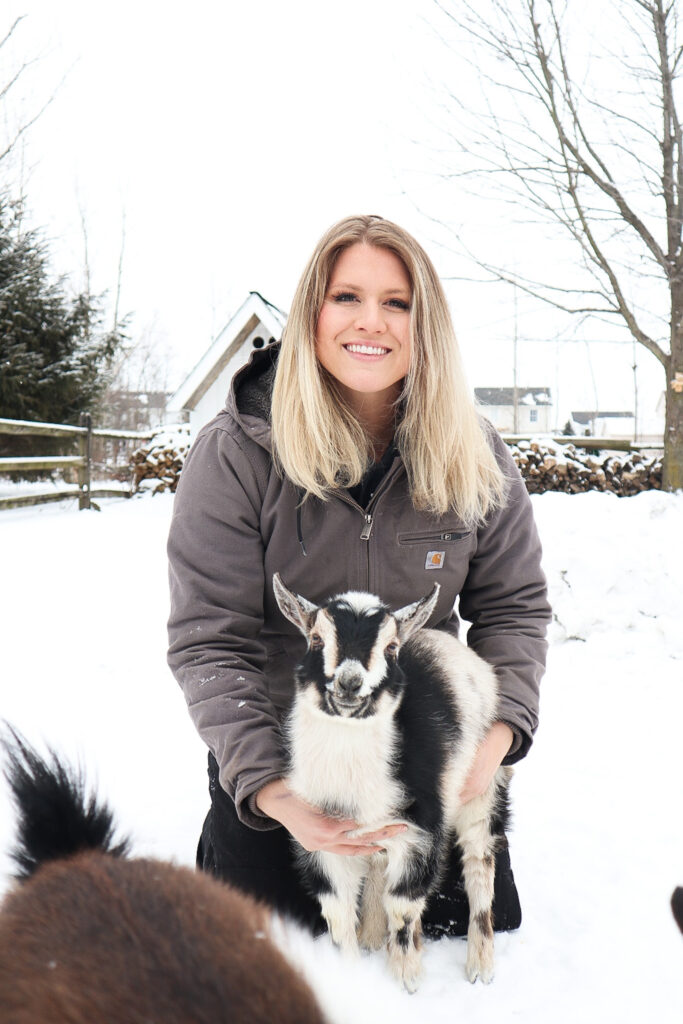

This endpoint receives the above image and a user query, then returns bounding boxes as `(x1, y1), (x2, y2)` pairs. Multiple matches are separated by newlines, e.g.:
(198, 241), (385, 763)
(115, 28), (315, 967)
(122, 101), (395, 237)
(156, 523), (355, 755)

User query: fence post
(78, 412), (92, 510)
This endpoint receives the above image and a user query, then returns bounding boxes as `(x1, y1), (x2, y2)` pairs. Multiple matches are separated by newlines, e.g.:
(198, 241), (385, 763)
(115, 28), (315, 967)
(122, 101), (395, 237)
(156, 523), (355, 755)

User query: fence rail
(0, 455), (85, 472)
(501, 434), (664, 452)
(0, 415), (154, 511)
(0, 417), (155, 442)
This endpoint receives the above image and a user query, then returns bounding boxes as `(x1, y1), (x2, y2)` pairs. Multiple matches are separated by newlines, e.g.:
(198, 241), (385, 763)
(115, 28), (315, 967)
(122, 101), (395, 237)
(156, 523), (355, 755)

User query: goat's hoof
(402, 973), (420, 994)
(330, 935), (360, 959)
(389, 951), (422, 993)
(466, 960), (494, 985)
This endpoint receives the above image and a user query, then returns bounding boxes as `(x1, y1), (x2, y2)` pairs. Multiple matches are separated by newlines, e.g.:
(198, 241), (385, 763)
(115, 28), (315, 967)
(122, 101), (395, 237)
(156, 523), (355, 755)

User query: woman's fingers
(329, 843), (384, 857)
(258, 781), (409, 854)
(333, 822), (408, 855)
(345, 823), (407, 844)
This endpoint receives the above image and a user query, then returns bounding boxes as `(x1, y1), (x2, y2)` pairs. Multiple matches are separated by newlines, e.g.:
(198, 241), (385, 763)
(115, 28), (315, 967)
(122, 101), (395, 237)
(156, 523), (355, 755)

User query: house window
(529, 409), (538, 423)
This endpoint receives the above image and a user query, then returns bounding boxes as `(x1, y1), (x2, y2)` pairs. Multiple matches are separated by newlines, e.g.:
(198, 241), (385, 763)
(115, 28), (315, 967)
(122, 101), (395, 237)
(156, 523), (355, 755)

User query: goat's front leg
(357, 852), (388, 951)
(382, 830), (441, 993)
(313, 851), (367, 956)
(456, 801), (498, 984)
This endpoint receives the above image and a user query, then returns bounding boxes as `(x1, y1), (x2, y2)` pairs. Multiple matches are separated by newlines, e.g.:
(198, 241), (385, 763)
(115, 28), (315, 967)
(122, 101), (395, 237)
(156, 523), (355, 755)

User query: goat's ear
(393, 583), (440, 640)
(272, 573), (319, 636)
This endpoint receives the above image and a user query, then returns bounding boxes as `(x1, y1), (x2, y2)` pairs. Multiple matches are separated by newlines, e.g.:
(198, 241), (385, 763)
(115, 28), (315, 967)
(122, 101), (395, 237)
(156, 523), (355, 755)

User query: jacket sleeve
(167, 423), (285, 829)
(459, 430), (551, 764)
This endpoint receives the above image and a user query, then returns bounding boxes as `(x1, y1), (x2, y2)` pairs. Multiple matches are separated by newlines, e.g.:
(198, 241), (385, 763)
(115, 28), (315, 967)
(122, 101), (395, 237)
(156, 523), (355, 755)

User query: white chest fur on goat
(286, 689), (407, 825)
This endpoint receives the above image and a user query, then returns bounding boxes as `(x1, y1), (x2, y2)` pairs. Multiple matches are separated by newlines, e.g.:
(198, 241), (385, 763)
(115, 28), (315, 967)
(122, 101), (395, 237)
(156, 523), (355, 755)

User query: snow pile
(0, 490), (681, 1023)
(538, 489), (682, 656)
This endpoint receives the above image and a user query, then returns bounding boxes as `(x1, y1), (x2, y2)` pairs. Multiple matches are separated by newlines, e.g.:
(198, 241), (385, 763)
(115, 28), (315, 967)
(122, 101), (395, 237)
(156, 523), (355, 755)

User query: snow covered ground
(0, 488), (681, 1022)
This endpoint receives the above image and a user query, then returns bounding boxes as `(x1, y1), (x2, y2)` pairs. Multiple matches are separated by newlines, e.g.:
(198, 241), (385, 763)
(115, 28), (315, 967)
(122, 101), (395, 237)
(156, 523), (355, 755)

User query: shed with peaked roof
(166, 292), (286, 434)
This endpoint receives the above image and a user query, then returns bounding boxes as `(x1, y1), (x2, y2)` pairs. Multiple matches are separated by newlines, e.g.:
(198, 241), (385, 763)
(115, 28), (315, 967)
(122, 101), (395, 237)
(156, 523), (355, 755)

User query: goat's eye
(310, 633), (324, 649)
(385, 641), (399, 657)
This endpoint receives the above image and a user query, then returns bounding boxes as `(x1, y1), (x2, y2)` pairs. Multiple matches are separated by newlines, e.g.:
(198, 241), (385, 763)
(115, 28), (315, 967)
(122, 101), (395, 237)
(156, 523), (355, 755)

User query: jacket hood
(225, 342), (280, 452)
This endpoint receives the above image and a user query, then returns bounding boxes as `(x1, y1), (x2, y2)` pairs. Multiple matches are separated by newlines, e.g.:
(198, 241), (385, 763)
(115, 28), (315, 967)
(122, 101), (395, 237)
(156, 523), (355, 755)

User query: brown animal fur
(0, 850), (326, 1024)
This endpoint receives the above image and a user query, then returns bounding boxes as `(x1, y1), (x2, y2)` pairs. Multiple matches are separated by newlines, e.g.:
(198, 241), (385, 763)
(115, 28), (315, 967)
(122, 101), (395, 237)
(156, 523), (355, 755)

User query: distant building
(570, 410), (634, 438)
(474, 387), (553, 433)
(166, 292), (286, 434)
(102, 389), (171, 433)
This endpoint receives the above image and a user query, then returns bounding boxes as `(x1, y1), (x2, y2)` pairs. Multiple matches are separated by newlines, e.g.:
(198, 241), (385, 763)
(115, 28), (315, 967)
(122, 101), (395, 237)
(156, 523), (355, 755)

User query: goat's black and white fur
(273, 573), (512, 992)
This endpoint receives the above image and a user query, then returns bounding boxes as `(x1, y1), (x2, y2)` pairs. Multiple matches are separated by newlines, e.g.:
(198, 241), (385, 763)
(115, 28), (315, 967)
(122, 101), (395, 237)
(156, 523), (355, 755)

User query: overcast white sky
(1, 0), (668, 429)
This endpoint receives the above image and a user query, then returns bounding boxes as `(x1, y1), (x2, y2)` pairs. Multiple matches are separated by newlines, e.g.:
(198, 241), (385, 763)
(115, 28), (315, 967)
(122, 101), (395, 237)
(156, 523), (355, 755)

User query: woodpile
(130, 430), (663, 498)
(131, 427), (190, 494)
(509, 440), (663, 496)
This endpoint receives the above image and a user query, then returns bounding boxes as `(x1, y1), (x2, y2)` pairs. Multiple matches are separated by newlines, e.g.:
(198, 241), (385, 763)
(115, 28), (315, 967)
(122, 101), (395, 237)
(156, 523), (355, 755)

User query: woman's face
(315, 243), (412, 407)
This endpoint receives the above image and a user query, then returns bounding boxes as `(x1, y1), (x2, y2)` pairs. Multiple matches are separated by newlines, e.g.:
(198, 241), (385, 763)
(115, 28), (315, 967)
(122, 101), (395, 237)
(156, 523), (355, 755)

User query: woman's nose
(354, 301), (386, 333)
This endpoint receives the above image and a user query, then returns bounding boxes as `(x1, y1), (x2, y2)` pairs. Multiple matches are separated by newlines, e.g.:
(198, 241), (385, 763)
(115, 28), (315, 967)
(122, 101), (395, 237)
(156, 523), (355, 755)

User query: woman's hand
(459, 722), (513, 804)
(255, 779), (407, 855)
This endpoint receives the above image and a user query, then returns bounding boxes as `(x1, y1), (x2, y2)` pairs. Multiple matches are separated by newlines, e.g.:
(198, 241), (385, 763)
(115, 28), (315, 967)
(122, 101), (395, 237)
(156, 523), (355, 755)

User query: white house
(166, 292), (286, 435)
(474, 387), (553, 433)
(570, 410), (635, 438)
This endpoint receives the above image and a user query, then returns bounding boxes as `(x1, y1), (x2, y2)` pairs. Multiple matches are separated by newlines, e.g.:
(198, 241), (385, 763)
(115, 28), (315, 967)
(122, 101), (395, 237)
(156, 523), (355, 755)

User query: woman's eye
(310, 633), (324, 649)
(331, 291), (357, 303)
(387, 298), (410, 311)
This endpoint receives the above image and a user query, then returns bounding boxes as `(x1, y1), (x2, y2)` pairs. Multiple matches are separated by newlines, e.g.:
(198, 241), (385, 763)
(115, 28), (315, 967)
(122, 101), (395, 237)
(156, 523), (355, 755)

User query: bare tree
(434, 0), (683, 489)
(0, 15), (62, 171)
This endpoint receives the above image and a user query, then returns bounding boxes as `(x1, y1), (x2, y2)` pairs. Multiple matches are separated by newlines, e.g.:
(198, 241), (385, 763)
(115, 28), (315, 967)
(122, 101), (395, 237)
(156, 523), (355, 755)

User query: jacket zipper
(358, 460), (404, 588)
(360, 514), (373, 541)
(337, 459), (401, 590)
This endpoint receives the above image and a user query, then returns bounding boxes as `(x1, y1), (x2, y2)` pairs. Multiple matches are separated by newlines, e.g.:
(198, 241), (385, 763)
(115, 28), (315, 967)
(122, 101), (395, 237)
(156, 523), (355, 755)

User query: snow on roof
(475, 387), (552, 407)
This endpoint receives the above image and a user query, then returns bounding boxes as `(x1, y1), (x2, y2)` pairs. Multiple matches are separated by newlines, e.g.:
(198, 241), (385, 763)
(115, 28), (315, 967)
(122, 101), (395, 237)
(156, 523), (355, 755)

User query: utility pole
(512, 283), (519, 433)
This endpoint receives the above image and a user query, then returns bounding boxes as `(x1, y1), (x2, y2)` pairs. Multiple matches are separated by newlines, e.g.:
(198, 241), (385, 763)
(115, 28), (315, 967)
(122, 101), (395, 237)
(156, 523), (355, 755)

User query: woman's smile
(343, 342), (392, 357)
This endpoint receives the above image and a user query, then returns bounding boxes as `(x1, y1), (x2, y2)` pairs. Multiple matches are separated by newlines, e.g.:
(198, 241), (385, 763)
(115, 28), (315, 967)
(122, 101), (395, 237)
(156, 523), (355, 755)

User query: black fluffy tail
(3, 726), (130, 880)
(672, 887), (683, 935)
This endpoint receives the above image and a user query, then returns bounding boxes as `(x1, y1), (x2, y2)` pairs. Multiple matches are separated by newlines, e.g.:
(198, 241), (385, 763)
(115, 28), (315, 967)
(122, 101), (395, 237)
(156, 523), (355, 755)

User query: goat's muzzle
(325, 662), (369, 717)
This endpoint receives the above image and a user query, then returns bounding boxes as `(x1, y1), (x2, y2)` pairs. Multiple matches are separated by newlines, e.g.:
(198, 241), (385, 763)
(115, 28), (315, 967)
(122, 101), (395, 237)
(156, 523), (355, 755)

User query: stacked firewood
(130, 431), (662, 498)
(509, 440), (663, 496)
(131, 427), (191, 494)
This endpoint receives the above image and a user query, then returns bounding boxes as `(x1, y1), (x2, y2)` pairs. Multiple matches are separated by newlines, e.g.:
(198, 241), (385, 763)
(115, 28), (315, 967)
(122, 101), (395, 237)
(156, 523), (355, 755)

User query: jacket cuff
(499, 720), (531, 765)
(232, 769), (287, 831)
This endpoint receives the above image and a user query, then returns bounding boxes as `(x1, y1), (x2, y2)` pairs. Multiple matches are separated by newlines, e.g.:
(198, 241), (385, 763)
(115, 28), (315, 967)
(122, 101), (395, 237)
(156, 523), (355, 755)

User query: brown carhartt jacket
(167, 345), (551, 829)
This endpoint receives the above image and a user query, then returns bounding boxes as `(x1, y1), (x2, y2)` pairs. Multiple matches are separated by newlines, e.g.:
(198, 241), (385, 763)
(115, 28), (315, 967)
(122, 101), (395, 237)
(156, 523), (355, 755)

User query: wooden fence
(0, 417), (664, 512)
(500, 433), (663, 452)
(0, 415), (154, 511)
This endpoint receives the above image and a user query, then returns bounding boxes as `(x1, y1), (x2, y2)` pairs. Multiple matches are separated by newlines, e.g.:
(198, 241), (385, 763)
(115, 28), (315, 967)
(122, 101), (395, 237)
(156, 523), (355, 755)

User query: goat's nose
(337, 673), (363, 697)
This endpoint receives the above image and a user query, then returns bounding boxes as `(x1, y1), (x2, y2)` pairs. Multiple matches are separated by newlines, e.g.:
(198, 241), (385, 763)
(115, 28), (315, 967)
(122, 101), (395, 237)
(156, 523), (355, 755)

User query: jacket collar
(224, 342), (280, 452)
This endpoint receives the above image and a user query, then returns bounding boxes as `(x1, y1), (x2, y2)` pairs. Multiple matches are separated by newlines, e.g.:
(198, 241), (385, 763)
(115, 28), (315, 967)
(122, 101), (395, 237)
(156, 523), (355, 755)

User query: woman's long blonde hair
(271, 215), (507, 527)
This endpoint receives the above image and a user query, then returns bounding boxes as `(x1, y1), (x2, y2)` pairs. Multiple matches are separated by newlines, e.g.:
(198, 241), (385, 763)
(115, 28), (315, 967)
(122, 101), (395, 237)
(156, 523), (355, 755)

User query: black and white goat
(273, 574), (512, 993)
(0, 731), (327, 1024)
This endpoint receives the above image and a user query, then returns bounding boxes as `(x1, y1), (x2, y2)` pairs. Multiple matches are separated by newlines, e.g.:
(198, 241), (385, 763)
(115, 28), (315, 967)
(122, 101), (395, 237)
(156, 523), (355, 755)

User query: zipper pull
(360, 514), (373, 541)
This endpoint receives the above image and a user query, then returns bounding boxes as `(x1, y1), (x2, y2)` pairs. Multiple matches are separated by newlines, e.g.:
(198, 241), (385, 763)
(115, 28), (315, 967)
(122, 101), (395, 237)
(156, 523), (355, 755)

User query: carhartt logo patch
(425, 550), (445, 570)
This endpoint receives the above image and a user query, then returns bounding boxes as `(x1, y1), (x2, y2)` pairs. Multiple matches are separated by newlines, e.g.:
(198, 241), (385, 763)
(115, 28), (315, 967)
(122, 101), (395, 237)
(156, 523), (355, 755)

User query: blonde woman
(167, 215), (551, 936)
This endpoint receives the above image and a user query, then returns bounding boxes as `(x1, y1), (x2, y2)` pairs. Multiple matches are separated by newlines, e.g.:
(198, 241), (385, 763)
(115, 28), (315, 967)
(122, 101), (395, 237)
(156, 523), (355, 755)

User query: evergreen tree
(0, 194), (124, 447)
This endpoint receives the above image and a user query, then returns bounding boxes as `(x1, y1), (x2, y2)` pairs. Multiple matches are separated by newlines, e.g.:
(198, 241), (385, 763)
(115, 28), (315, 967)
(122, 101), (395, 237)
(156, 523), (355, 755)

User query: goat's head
(273, 574), (439, 719)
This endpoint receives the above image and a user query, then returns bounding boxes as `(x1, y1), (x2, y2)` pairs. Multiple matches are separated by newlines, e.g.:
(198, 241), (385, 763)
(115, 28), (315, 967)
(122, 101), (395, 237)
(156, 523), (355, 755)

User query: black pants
(197, 754), (521, 938)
